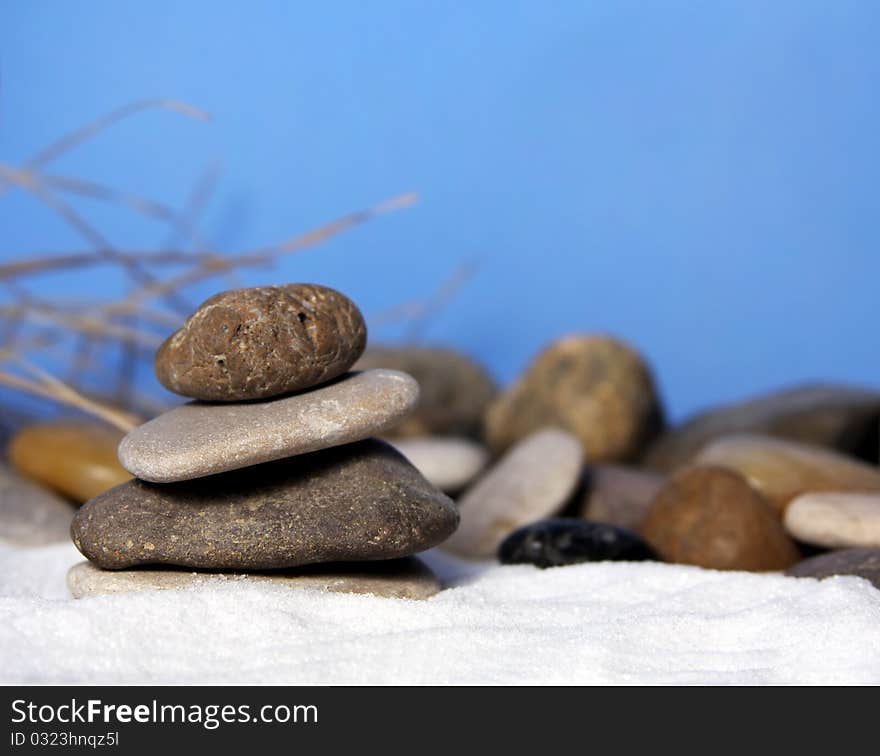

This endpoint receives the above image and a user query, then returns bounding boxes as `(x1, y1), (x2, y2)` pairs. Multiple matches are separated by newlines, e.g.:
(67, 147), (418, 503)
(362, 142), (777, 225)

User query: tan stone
(576, 465), (665, 531)
(119, 369), (418, 482)
(642, 384), (880, 472)
(484, 335), (663, 462)
(8, 422), (131, 503)
(68, 557), (441, 600)
(694, 434), (880, 515)
(784, 492), (880, 549)
(442, 428), (583, 559)
(640, 465), (801, 572)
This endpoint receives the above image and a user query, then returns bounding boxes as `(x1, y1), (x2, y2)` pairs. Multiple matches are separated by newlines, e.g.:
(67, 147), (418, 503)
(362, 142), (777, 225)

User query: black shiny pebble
(498, 518), (657, 568)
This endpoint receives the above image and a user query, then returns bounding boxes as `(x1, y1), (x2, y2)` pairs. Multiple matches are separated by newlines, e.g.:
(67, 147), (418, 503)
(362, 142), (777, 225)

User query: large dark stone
(498, 518), (656, 568)
(155, 283), (367, 401)
(642, 384), (880, 472)
(72, 439), (458, 570)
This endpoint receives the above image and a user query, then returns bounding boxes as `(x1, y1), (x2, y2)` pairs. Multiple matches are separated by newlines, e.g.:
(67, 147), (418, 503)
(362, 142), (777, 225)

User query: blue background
(1, 1), (878, 421)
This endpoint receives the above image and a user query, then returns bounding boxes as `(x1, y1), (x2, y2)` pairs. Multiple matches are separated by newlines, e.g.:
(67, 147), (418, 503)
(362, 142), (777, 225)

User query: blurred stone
(355, 345), (497, 438)
(484, 335), (664, 462)
(74, 439), (458, 570)
(784, 492), (880, 549)
(119, 369), (418, 482)
(785, 548), (880, 590)
(498, 518), (656, 568)
(442, 428), (583, 559)
(0, 463), (75, 546)
(387, 436), (488, 493)
(640, 465), (801, 572)
(574, 465), (665, 531)
(155, 283), (367, 401)
(67, 557), (441, 600)
(8, 421), (131, 503)
(694, 434), (880, 516)
(642, 384), (880, 472)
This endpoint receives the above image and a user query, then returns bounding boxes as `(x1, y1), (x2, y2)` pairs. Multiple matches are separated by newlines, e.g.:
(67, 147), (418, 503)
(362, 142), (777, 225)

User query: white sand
(2, 540), (879, 684)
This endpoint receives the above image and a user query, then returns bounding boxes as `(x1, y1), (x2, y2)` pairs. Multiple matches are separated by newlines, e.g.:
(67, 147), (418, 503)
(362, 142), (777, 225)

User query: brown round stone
(640, 465), (801, 572)
(8, 421), (131, 504)
(355, 345), (496, 438)
(155, 283), (367, 401)
(484, 335), (664, 461)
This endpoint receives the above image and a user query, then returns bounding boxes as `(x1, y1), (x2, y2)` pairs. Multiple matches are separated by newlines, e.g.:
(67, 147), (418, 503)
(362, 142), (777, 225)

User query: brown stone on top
(67, 557), (442, 600)
(574, 464), (666, 531)
(355, 345), (497, 438)
(155, 283), (367, 401)
(642, 384), (880, 472)
(484, 335), (664, 461)
(786, 548), (880, 590)
(640, 465), (801, 572)
(72, 439), (458, 571)
(693, 434), (880, 516)
(9, 421), (131, 503)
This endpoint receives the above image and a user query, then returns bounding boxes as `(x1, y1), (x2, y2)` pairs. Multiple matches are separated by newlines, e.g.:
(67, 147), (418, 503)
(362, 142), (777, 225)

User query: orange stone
(640, 465), (801, 572)
(694, 434), (880, 516)
(9, 422), (131, 504)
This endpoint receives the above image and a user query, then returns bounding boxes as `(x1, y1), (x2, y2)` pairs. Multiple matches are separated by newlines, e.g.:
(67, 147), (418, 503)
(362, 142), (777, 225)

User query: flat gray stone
(74, 439), (459, 570)
(119, 369), (419, 482)
(0, 464), (75, 546)
(784, 492), (880, 549)
(388, 436), (488, 492)
(442, 428), (583, 559)
(786, 548), (880, 590)
(68, 557), (441, 600)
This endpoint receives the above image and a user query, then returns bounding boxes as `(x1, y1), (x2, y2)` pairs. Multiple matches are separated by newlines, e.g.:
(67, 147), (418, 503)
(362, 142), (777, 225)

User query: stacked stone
(68, 284), (458, 600)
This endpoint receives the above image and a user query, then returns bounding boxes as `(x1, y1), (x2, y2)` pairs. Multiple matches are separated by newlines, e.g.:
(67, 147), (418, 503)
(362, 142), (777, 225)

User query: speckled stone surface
(640, 465), (801, 572)
(119, 369), (419, 482)
(784, 492), (880, 549)
(694, 434), (880, 515)
(155, 283), (367, 401)
(642, 384), (880, 472)
(67, 557), (442, 600)
(9, 422), (131, 503)
(442, 428), (583, 559)
(0, 464), (74, 546)
(786, 548), (880, 589)
(388, 436), (488, 492)
(484, 335), (664, 462)
(74, 439), (458, 570)
(354, 345), (497, 438)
